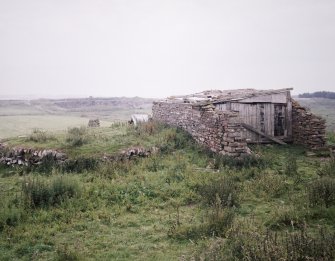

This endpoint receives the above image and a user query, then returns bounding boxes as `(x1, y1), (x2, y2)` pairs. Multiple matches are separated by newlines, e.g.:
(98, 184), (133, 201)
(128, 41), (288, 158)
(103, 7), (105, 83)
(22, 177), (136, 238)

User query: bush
(196, 177), (239, 208)
(27, 129), (56, 143)
(66, 126), (88, 147)
(22, 176), (80, 208)
(308, 177), (335, 208)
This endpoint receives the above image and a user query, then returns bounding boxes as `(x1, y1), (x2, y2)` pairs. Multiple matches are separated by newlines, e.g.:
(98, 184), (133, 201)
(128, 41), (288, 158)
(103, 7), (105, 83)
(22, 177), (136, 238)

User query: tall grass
(22, 176), (80, 208)
(66, 126), (89, 147)
(27, 128), (56, 143)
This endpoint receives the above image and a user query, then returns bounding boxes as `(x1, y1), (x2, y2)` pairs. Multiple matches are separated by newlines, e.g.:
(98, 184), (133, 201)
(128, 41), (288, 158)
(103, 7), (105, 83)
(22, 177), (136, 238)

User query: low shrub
(308, 177), (335, 208)
(22, 176), (80, 208)
(27, 129), (56, 143)
(196, 177), (239, 208)
(66, 126), (88, 147)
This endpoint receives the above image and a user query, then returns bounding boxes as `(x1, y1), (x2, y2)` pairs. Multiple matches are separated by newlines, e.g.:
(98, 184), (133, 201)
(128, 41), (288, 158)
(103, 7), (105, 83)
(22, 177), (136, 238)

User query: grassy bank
(0, 124), (334, 260)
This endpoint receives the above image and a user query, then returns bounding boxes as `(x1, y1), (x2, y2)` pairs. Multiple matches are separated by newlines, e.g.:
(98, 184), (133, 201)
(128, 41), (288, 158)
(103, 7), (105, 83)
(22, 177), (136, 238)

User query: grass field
(0, 97), (335, 260)
(0, 115), (114, 139)
(0, 97), (153, 139)
(0, 123), (334, 260)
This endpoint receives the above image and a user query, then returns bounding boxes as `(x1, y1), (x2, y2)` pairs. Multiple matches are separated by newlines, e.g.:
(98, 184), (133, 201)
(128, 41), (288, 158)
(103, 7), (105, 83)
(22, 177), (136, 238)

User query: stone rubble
(0, 144), (67, 167)
(103, 146), (159, 161)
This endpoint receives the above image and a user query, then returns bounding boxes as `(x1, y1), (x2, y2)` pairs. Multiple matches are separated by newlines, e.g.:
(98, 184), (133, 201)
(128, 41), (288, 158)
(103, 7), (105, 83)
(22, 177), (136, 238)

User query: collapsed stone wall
(0, 144), (67, 167)
(292, 100), (326, 149)
(152, 102), (248, 156)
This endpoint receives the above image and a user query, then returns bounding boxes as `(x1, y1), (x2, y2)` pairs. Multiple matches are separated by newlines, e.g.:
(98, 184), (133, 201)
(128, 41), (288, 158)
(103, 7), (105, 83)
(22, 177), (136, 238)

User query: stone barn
(152, 88), (326, 156)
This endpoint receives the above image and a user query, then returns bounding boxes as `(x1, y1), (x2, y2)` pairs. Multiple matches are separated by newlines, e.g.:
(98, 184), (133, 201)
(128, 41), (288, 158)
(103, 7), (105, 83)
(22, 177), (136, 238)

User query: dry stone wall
(0, 144), (67, 167)
(292, 100), (326, 149)
(152, 102), (248, 156)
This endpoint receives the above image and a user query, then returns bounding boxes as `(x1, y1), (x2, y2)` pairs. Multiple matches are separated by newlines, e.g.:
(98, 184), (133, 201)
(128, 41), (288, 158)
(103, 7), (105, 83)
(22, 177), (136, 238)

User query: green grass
(1, 124), (335, 260)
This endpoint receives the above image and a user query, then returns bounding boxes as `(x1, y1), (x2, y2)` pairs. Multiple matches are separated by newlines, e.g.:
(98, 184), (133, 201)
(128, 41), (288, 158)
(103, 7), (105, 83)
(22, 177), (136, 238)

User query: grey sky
(1, 0), (335, 98)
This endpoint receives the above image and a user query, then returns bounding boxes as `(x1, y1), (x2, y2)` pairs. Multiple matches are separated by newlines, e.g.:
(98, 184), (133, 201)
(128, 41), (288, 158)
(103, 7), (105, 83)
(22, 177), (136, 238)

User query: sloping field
(0, 97), (153, 139)
(0, 115), (112, 139)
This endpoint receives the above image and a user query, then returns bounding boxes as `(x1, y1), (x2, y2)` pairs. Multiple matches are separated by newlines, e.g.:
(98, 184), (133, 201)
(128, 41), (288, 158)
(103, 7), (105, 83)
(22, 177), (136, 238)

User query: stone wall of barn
(152, 102), (248, 156)
(292, 100), (326, 149)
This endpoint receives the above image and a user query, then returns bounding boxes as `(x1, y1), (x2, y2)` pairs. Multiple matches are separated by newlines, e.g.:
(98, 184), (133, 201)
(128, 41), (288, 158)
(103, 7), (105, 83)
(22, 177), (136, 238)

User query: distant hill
(298, 91), (335, 99)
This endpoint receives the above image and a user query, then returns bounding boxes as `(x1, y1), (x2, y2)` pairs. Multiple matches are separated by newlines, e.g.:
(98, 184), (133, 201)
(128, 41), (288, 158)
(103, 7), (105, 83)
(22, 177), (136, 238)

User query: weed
(56, 245), (82, 261)
(169, 208), (235, 240)
(0, 206), (25, 231)
(317, 158), (335, 178)
(284, 154), (298, 177)
(27, 129), (56, 143)
(60, 157), (99, 173)
(308, 177), (335, 208)
(228, 228), (335, 261)
(213, 154), (268, 170)
(35, 153), (57, 174)
(66, 126), (89, 147)
(196, 177), (239, 208)
(251, 172), (287, 198)
(266, 206), (305, 230)
(327, 131), (335, 145)
(22, 176), (80, 208)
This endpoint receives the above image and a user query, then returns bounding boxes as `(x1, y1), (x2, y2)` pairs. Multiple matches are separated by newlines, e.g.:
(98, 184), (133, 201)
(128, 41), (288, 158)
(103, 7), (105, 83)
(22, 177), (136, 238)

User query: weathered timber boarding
(152, 88), (326, 155)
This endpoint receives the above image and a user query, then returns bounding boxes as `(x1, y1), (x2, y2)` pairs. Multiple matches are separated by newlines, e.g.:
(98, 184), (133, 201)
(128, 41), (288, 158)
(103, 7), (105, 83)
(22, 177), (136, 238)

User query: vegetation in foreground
(0, 123), (335, 260)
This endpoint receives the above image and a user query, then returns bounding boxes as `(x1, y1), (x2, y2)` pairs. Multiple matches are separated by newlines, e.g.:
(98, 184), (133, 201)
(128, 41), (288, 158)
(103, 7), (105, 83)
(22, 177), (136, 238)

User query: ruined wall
(0, 144), (67, 167)
(152, 102), (248, 156)
(292, 100), (326, 149)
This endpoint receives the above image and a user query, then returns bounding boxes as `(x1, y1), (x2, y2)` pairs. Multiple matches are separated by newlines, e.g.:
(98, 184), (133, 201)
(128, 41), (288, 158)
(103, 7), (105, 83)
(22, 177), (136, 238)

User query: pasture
(0, 123), (335, 260)
(0, 97), (153, 139)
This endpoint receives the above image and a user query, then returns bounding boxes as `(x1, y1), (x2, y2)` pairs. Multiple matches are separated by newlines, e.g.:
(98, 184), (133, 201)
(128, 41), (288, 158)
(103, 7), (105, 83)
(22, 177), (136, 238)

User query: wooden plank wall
(215, 92), (292, 143)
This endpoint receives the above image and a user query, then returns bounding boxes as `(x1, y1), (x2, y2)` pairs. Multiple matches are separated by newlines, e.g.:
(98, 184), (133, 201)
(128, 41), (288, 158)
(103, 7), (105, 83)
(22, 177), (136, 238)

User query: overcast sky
(1, 0), (335, 99)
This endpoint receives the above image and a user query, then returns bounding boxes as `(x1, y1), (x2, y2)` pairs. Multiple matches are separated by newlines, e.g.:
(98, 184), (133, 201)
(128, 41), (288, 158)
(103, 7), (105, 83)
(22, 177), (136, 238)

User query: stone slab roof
(160, 88), (293, 104)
